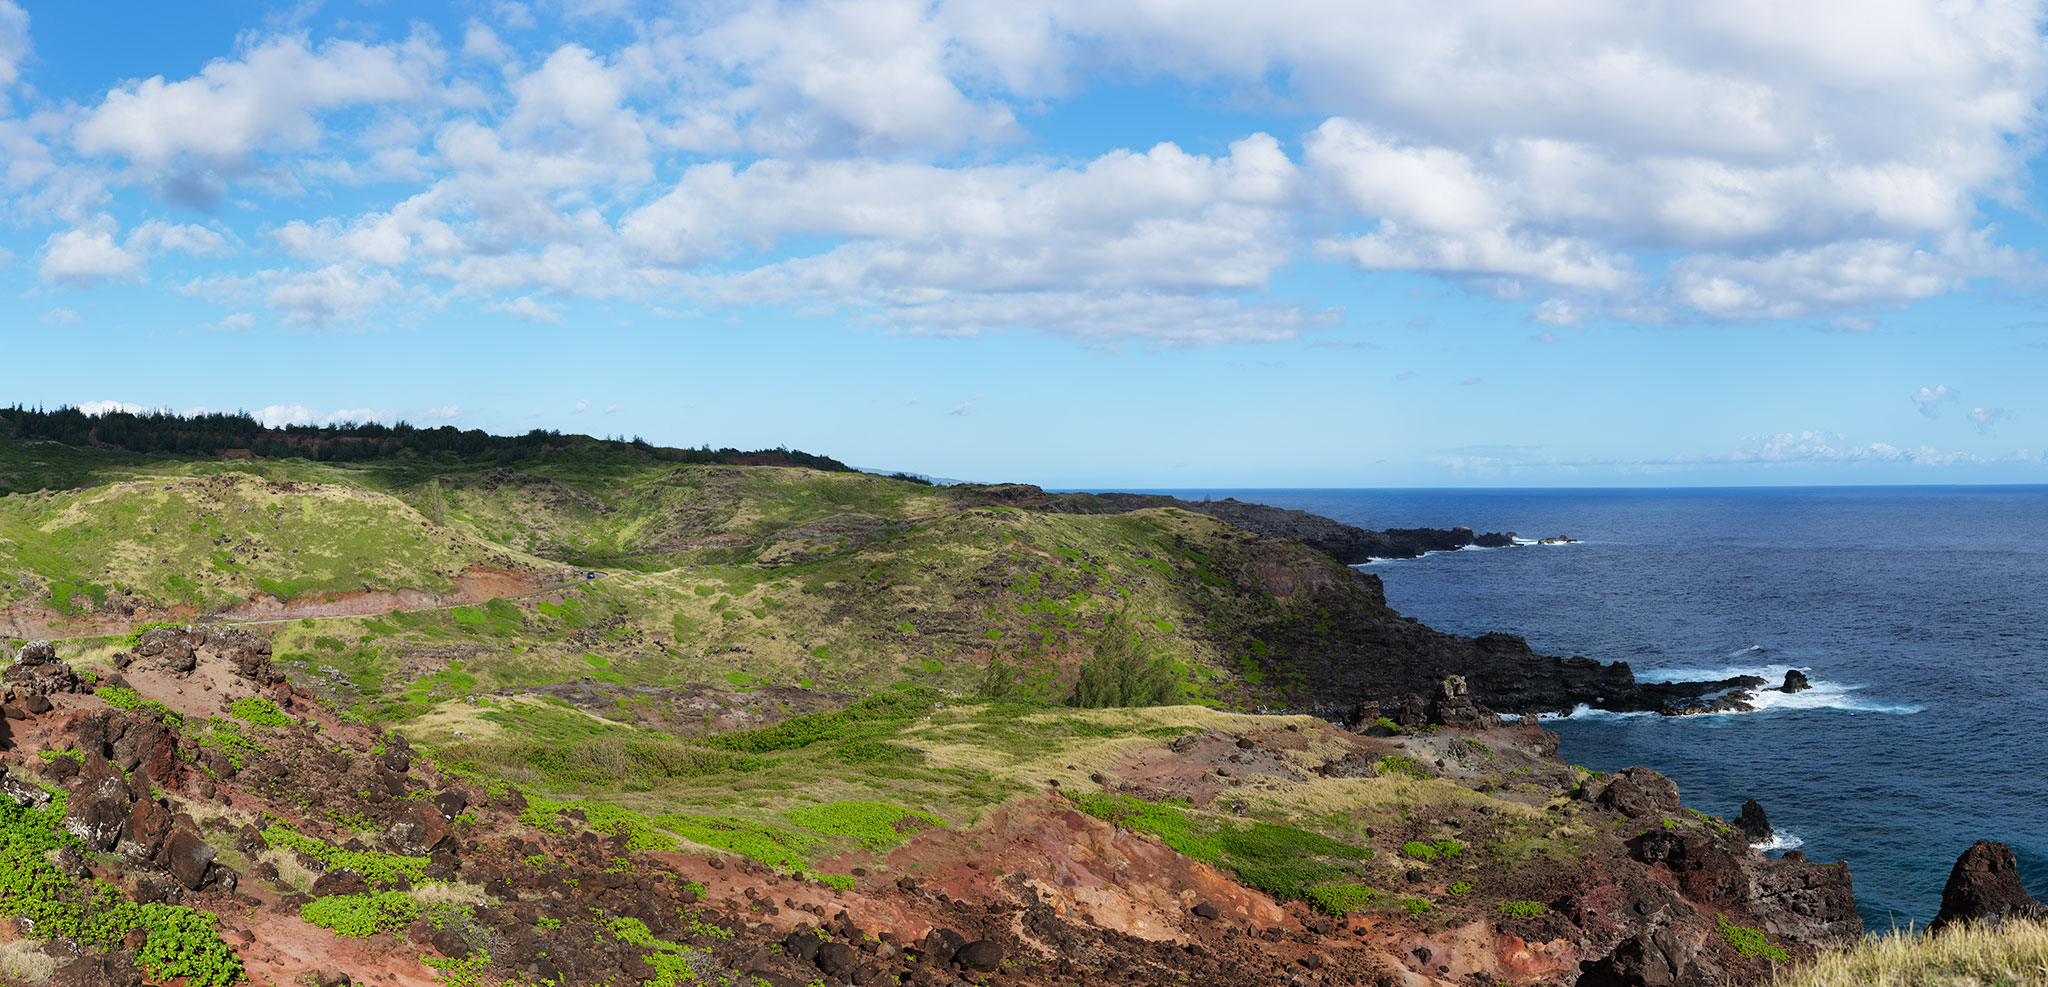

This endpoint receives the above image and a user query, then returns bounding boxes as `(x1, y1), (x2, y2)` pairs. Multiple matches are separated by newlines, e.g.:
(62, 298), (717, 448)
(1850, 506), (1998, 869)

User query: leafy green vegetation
(1067, 612), (1181, 708)
(98, 687), (183, 727)
(1302, 883), (1384, 915)
(1497, 900), (1547, 918)
(1401, 839), (1466, 862)
(1719, 914), (1790, 961)
(228, 696), (292, 727)
(301, 892), (420, 937)
(783, 801), (946, 851)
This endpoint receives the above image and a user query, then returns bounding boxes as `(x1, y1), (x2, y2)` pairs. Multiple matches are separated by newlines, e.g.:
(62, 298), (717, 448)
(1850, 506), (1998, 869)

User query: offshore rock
(1779, 670), (1811, 693)
(1736, 800), (1772, 844)
(1930, 841), (2047, 932)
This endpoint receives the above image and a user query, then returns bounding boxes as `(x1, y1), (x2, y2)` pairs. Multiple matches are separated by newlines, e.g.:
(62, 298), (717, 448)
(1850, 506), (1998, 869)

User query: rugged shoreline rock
(1930, 841), (2046, 932)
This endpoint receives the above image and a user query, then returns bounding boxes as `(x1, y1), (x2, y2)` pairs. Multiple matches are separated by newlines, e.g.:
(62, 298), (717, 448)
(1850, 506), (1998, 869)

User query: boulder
(954, 940), (1004, 973)
(132, 629), (197, 675)
(13, 641), (58, 666)
(119, 799), (174, 862)
(1930, 841), (2047, 932)
(1780, 670), (1811, 694)
(1390, 694), (1430, 729)
(158, 827), (219, 891)
(1736, 800), (1772, 843)
(63, 755), (135, 851)
(1595, 766), (1683, 819)
(1344, 700), (1386, 733)
(0, 772), (52, 809)
(434, 790), (469, 821)
(1577, 928), (1706, 987)
(814, 942), (859, 977)
(781, 931), (822, 963)
(386, 801), (453, 856)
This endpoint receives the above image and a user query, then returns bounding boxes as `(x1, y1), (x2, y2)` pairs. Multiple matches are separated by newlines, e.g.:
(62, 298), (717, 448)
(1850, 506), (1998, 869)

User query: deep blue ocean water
(1135, 486), (2048, 932)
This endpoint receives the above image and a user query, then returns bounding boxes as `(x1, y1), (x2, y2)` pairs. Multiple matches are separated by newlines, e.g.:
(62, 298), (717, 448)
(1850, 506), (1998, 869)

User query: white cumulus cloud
(1912, 384), (1960, 418)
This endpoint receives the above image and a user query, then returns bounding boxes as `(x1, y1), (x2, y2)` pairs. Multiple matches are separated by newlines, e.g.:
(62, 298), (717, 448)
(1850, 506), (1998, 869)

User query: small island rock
(1930, 840), (2047, 932)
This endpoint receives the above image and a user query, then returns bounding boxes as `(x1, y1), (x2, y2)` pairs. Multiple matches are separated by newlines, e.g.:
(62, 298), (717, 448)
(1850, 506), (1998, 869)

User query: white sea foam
(1752, 831), (1806, 853)
(1537, 705), (1658, 722)
(1614, 664), (1923, 717)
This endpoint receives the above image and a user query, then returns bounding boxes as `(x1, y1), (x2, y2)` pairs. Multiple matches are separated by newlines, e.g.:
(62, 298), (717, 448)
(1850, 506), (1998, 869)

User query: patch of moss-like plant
(1376, 755), (1428, 778)
(1401, 839), (1466, 862)
(1303, 884), (1383, 915)
(1498, 900), (1547, 918)
(301, 892), (420, 937)
(1717, 914), (1790, 961)
(229, 696), (292, 727)
(784, 801), (945, 851)
(1068, 792), (1371, 901)
(98, 687), (183, 728)
(817, 873), (858, 891)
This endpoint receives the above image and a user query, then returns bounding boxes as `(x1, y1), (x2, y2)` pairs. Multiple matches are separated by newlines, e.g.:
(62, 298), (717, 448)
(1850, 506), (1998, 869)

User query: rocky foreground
(0, 632), (1866, 987)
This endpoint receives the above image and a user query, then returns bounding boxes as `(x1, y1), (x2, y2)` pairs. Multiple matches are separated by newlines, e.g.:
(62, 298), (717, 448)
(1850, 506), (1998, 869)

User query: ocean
(1137, 486), (2048, 932)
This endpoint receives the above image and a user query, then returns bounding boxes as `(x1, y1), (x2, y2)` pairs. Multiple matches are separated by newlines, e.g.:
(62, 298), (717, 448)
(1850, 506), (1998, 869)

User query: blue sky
(2, 0), (2046, 487)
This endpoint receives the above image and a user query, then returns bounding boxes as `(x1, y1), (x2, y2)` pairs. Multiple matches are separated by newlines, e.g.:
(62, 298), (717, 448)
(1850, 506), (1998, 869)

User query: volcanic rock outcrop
(1930, 840), (2047, 932)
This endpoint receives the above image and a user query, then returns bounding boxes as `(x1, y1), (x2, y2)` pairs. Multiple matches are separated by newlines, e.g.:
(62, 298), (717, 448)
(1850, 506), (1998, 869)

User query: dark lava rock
(1930, 840), (2047, 932)
(1428, 674), (1499, 729)
(1191, 902), (1219, 920)
(783, 931), (822, 963)
(312, 869), (369, 897)
(815, 941), (859, 977)
(51, 950), (143, 987)
(119, 799), (174, 862)
(1595, 766), (1682, 819)
(63, 755), (135, 851)
(308, 971), (352, 987)
(1780, 669), (1811, 693)
(954, 941), (1003, 973)
(434, 790), (469, 820)
(131, 629), (197, 675)
(1737, 799), (1772, 843)
(158, 827), (218, 891)
(386, 801), (453, 856)
(1578, 927), (1711, 987)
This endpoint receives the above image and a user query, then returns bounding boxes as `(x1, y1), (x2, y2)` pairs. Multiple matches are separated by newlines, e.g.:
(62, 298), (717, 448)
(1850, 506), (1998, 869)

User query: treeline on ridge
(0, 404), (854, 471)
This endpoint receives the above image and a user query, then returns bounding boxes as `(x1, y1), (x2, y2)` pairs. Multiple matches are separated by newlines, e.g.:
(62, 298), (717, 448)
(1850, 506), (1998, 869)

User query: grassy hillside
(0, 471), (557, 613)
(2, 437), (1385, 715)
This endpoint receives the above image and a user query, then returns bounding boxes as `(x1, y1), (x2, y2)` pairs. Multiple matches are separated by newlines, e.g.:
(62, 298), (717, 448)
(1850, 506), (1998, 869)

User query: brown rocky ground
(0, 634), (1857, 987)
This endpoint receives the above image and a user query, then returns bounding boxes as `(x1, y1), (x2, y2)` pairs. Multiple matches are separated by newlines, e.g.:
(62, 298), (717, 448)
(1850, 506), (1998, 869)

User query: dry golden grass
(1774, 919), (2048, 987)
(0, 939), (57, 984)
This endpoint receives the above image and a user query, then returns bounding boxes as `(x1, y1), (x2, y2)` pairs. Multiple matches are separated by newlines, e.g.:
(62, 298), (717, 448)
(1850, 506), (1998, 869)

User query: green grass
(1068, 792), (1372, 901)
(783, 801), (945, 851)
